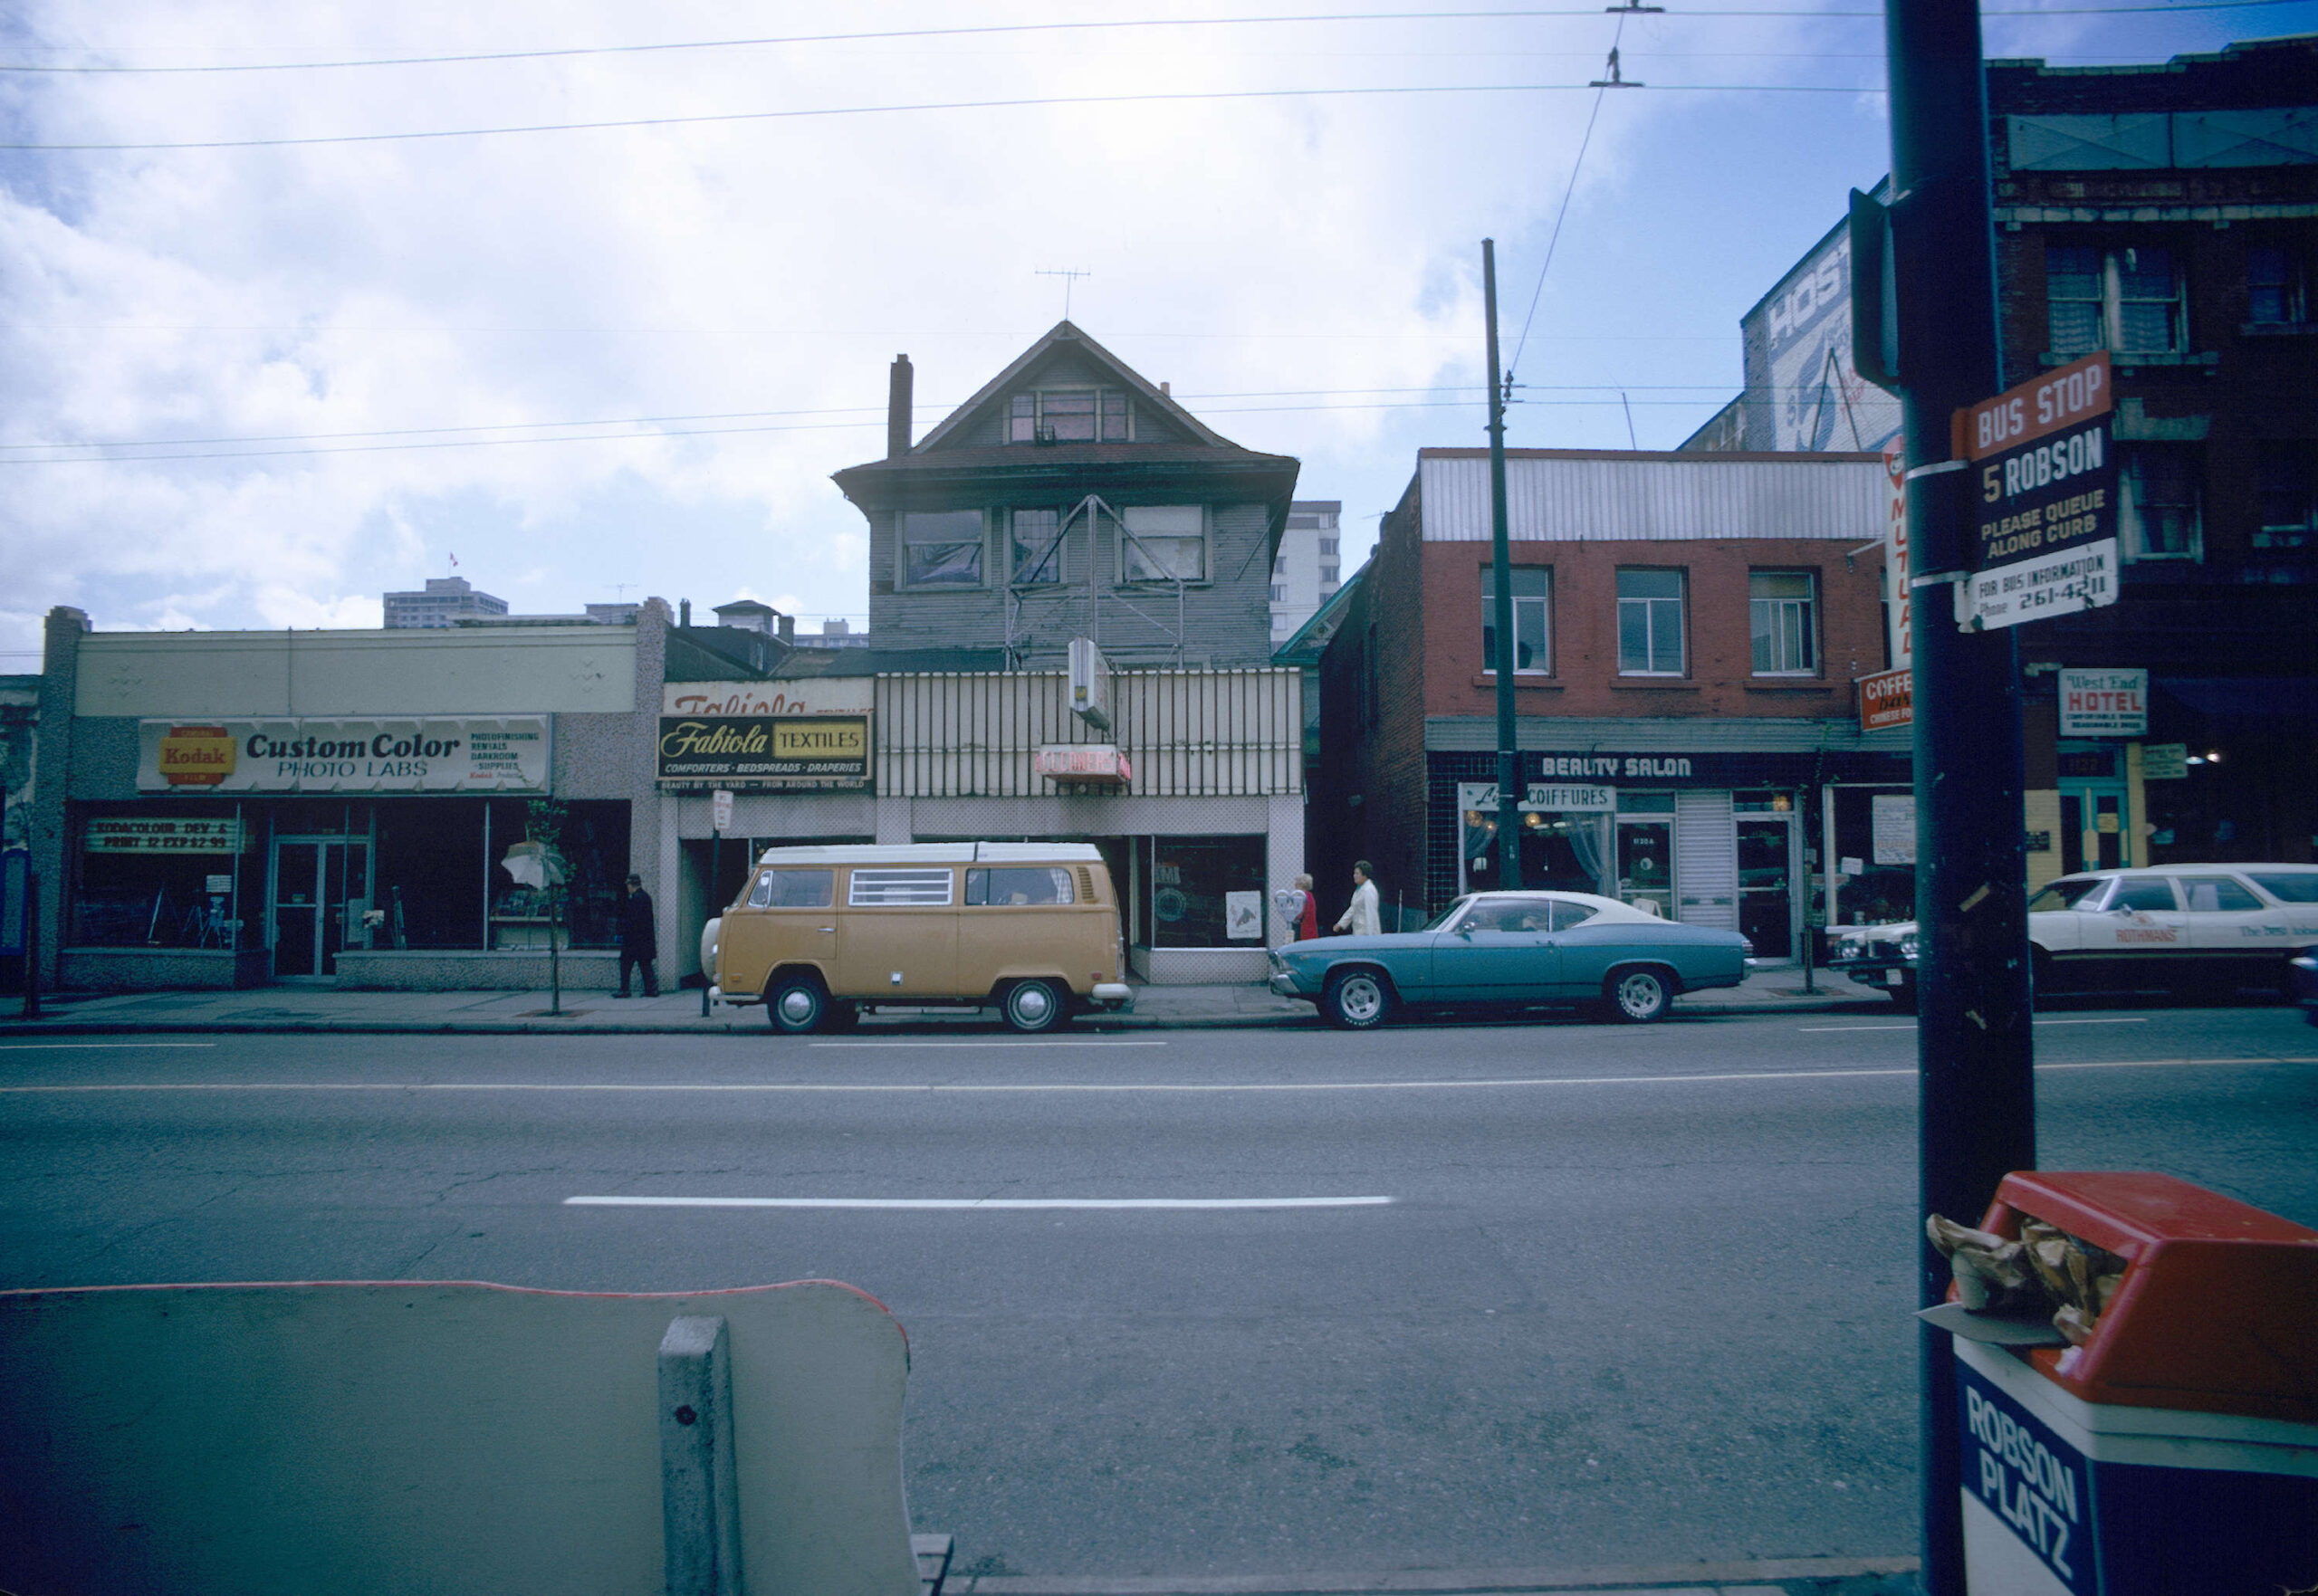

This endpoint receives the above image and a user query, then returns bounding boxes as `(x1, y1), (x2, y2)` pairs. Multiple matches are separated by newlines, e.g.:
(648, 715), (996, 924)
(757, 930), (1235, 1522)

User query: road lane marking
(564, 1195), (1394, 1210)
(4, 1057), (2309, 1094)
(0, 1042), (219, 1050)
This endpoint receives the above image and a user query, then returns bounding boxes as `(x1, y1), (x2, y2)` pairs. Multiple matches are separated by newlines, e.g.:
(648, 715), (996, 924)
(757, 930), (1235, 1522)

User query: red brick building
(1315, 449), (1908, 960)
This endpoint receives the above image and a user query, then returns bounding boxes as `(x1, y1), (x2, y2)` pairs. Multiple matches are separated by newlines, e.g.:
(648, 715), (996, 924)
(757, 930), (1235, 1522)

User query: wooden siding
(869, 501), (1278, 667)
(876, 669), (1301, 797)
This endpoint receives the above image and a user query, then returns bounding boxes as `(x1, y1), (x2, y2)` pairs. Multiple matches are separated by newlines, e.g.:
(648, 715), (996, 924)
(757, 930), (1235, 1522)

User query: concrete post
(658, 1314), (743, 1596)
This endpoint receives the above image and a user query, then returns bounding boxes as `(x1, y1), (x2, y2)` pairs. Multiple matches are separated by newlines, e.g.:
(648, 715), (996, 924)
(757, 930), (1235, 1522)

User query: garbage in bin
(1921, 1171), (2318, 1596)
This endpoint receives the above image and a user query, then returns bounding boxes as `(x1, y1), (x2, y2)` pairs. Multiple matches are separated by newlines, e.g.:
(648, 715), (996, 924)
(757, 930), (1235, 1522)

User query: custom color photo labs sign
(139, 718), (549, 792)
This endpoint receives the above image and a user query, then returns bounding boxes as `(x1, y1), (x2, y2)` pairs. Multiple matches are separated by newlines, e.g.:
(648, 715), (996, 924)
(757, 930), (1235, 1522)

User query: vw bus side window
(966, 866), (1075, 906)
(752, 868), (834, 908)
(848, 868), (954, 906)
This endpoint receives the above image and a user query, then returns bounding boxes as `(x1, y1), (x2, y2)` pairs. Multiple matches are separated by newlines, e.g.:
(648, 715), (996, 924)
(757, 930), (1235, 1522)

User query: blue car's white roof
(1453, 891), (1662, 926)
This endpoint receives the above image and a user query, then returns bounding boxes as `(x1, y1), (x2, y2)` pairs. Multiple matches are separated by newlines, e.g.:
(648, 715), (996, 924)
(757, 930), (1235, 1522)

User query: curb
(951, 1552), (1920, 1594)
(0, 995), (1892, 1039)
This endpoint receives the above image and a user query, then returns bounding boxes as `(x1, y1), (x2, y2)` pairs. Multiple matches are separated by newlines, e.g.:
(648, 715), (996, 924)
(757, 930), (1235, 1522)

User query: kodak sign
(156, 724), (236, 787)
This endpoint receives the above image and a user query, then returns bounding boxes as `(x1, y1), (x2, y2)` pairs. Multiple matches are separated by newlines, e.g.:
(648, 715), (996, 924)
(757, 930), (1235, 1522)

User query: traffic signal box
(1946, 1171), (2318, 1595)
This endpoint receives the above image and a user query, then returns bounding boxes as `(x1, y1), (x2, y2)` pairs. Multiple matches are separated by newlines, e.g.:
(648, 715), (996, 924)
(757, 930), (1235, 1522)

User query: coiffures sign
(139, 719), (550, 792)
(656, 716), (868, 788)
(1957, 352), (2118, 631)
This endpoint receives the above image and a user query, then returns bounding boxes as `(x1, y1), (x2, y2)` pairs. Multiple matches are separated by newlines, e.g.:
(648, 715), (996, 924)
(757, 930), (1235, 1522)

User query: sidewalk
(0, 969), (1894, 1037)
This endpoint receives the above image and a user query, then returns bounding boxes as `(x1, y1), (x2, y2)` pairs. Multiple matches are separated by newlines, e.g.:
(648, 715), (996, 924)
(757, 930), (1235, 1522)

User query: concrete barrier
(0, 1278), (924, 1596)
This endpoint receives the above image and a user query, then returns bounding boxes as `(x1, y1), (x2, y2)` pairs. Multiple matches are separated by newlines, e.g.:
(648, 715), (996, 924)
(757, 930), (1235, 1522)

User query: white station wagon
(1829, 863), (2318, 1006)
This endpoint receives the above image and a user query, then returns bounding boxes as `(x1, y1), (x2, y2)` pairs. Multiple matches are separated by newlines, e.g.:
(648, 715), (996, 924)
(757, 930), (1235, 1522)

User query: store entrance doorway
(1735, 815), (1796, 962)
(1616, 819), (1674, 918)
(272, 837), (369, 980)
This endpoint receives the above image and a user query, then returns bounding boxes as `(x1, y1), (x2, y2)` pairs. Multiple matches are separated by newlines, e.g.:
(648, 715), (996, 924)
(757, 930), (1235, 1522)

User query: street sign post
(1956, 353), (2117, 631)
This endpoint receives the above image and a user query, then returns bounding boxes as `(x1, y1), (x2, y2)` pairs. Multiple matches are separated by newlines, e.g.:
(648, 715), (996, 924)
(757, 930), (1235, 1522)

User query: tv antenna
(1035, 267), (1091, 318)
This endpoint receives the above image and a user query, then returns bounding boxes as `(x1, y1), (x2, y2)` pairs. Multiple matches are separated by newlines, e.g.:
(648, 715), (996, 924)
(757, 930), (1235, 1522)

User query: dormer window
(1010, 387), (1130, 444)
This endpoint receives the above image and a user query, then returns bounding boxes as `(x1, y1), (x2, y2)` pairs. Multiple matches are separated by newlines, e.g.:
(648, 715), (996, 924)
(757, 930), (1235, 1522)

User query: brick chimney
(887, 354), (914, 459)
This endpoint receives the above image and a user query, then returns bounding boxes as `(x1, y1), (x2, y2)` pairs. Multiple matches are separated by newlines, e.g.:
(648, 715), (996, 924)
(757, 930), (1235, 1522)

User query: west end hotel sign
(139, 718), (551, 792)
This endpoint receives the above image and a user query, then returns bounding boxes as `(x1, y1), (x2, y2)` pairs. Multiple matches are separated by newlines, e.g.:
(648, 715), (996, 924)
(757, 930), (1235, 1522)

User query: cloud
(0, 0), (2253, 648)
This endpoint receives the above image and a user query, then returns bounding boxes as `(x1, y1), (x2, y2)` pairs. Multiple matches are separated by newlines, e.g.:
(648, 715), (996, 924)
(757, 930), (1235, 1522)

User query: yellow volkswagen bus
(704, 843), (1134, 1034)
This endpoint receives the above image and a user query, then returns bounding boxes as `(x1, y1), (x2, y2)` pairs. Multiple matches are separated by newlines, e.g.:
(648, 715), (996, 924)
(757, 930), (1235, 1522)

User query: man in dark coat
(616, 873), (659, 998)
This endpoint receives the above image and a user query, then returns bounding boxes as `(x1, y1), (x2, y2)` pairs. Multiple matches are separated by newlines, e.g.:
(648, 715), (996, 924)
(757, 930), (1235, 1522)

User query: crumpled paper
(1927, 1212), (2126, 1345)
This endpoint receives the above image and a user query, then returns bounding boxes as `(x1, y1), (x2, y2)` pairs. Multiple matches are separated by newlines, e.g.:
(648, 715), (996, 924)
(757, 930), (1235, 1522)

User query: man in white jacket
(1333, 860), (1381, 937)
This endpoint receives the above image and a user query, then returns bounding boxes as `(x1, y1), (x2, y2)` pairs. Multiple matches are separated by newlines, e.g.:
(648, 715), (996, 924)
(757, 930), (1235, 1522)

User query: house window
(2046, 244), (2185, 357)
(2256, 446), (2314, 552)
(1009, 388), (1130, 444)
(1120, 505), (1205, 582)
(1616, 569), (1686, 675)
(1011, 508), (1063, 585)
(2121, 446), (2201, 561)
(1480, 564), (1552, 674)
(1748, 570), (1817, 675)
(900, 510), (985, 588)
(2246, 245), (2307, 326)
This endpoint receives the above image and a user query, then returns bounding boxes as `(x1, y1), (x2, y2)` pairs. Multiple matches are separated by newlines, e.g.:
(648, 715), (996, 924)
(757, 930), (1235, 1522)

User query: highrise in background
(381, 577), (509, 629)
(1269, 501), (1344, 647)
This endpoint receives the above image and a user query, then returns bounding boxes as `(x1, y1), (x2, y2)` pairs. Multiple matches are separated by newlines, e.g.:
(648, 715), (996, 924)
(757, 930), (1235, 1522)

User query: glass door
(1735, 817), (1796, 961)
(271, 837), (370, 980)
(272, 841), (321, 978)
(1616, 819), (1674, 917)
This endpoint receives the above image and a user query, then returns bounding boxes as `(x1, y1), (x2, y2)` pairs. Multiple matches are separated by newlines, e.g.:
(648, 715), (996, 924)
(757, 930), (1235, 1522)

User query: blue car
(1268, 891), (1753, 1029)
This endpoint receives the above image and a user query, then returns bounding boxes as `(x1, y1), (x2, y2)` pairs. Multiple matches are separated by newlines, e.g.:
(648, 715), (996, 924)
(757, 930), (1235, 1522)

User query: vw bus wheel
(1607, 967), (1671, 1024)
(1001, 979), (1066, 1035)
(1323, 969), (1392, 1030)
(766, 975), (829, 1035)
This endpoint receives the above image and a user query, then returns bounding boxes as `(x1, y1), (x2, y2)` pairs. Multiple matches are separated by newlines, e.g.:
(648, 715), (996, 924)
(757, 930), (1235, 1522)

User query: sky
(4, 0), (2311, 664)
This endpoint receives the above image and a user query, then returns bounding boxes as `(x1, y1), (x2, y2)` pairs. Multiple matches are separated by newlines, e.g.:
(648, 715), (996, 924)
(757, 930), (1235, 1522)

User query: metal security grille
(848, 869), (955, 906)
(876, 669), (1301, 798)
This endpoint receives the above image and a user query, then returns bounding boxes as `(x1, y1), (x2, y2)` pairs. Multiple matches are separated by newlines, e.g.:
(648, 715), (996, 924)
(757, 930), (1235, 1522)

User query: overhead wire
(5, 77), (1898, 152)
(0, 0), (2295, 73)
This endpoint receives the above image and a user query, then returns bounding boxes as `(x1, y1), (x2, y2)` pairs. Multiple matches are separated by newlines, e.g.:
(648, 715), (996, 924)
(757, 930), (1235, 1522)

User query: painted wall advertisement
(1959, 353), (2118, 631)
(1750, 221), (1904, 454)
(139, 718), (550, 793)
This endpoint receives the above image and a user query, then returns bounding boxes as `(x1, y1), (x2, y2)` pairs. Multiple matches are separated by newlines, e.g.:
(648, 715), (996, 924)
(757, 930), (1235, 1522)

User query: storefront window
(374, 799), (486, 949)
(71, 805), (261, 949)
(1462, 811), (1607, 895)
(1830, 786), (1916, 927)
(1141, 836), (1265, 948)
(485, 799), (629, 949)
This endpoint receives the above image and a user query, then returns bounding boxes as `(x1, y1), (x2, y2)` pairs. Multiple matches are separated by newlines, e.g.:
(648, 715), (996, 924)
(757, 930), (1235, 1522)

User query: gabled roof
(1273, 558), (1367, 667)
(913, 320), (1237, 453)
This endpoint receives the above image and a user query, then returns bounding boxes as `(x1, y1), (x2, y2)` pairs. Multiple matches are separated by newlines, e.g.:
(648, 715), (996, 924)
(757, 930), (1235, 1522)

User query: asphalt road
(4, 1003), (2313, 1583)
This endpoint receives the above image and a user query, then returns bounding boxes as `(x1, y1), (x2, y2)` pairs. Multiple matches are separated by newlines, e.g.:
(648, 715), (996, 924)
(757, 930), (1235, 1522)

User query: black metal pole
(1483, 239), (1522, 888)
(20, 870), (38, 1019)
(1878, 4), (2036, 1592)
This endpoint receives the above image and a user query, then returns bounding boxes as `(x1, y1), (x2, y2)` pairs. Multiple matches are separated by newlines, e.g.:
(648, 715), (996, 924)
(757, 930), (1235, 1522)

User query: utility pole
(1858, 4), (2036, 1591)
(1483, 240), (1522, 888)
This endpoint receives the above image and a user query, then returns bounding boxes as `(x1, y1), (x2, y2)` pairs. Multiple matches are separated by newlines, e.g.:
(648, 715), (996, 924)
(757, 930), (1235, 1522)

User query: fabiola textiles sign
(656, 715), (868, 788)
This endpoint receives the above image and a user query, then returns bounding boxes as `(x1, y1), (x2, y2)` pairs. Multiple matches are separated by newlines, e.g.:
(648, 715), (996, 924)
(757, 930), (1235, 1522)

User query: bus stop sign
(1955, 352), (2116, 631)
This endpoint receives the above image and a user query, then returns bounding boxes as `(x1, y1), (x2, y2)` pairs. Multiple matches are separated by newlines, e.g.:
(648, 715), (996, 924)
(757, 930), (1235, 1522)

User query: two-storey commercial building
(1315, 449), (1906, 960)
